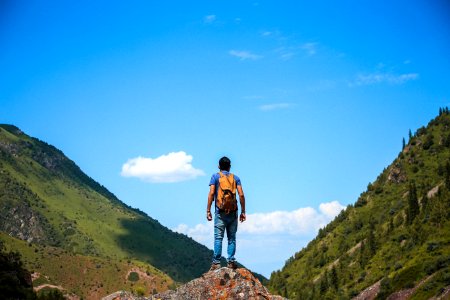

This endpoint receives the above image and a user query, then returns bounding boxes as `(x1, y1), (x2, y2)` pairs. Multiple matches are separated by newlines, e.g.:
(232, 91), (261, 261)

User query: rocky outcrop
(102, 291), (136, 300)
(153, 268), (285, 300)
(102, 268), (286, 300)
(0, 201), (49, 244)
(388, 164), (407, 184)
(0, 171), (60, 245)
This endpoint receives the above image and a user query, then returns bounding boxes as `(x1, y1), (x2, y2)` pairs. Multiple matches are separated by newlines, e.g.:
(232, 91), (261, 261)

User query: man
(207, 156), (246, 271)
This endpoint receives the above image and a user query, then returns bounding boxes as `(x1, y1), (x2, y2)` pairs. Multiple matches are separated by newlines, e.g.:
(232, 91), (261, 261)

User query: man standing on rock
(207, 156), (246, 271)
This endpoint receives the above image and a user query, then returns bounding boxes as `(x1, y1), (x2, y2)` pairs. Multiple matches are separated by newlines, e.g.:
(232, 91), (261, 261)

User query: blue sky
(1, 0), (449, 277)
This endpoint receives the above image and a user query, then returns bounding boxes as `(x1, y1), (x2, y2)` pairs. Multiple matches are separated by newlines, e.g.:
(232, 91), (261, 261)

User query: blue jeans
(212, 211), (238, 264)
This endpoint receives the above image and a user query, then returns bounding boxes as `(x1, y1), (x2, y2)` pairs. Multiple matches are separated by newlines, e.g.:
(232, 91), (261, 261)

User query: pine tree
(330, 266), (339, 290)
(359, 240), (366, 267)
(283, 286), (288, 298)
(429, 189), (450, 227)
(367, 221), (377, 255)
(319, 270), (329, 294)
(407, 182), (419, 224)
(408, 129), (412, 140)
(402, 137), (406, 150)
(445, 161), (450, 190)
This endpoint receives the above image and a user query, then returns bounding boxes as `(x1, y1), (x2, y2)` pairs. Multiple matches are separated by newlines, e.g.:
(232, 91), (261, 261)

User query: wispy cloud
(261, 30), (283, 38)
(349, 72), (419, 87)
(203, 15), (216, 24)
(301, 42), (318, 56)
(121, 151), (204, 183)
(174, 201), (346, 276)
(229, 50), (263, 61)
(259, 103), (294, 111)
(280, 52), (295, 61)
(274, 47), (296, 61)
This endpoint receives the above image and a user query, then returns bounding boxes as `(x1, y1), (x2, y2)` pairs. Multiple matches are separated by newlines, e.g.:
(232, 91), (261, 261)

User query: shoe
(227, 261), (237, 270)
(209, 263), (220, 271)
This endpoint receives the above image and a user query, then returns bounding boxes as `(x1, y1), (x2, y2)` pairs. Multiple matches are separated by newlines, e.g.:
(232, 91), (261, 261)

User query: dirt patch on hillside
(34, 283), (65, 292)
(387, 274), (435, 300)
(352, 280), (381, 300)
(348, 241), (362, 255)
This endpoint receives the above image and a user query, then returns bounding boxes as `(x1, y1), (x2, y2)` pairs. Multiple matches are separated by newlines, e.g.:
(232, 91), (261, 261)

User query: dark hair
(219, 156), (231, 171)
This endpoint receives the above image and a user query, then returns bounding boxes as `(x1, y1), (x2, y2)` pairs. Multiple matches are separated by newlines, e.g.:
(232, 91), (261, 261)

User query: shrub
(392, 264), (423, 290)
(37, 288), (65, 300)
(127, 272), (139, 282)
(133, 286), (145, 297)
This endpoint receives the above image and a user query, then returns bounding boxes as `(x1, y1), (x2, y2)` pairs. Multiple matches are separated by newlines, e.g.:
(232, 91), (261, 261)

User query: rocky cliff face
(103, 268), (286, 300)
(0, 167), (61, 246)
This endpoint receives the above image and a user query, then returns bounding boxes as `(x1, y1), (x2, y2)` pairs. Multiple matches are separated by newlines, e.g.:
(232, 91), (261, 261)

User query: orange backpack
(216, 172), (237, 214)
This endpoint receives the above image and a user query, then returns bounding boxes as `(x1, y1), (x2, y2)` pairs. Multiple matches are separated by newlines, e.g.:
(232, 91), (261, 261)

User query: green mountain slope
(0, 232), (173, 299)
(0, 125), (213, 293)
(268, 109), (450, 299)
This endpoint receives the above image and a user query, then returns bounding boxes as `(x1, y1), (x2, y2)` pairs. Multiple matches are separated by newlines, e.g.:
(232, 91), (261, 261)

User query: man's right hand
(207, 211), (212, 221)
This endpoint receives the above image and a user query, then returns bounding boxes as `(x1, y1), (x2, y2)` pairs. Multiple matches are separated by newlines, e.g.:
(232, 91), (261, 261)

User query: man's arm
(237, 185), (246, 222)
(207, 185), (215, 221)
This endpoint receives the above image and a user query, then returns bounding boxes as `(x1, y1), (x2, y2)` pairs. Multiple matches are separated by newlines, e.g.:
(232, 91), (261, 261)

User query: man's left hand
(239, 212), (246, 222)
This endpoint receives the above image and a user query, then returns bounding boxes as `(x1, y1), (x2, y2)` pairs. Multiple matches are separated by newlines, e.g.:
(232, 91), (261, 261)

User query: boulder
(153, 267), (286, 300)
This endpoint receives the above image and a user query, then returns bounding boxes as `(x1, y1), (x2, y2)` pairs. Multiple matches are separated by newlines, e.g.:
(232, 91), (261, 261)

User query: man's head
(219, 156), (231, 171)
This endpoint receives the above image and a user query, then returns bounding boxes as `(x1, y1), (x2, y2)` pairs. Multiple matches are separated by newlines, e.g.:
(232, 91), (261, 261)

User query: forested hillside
(269, 109), (450, 299)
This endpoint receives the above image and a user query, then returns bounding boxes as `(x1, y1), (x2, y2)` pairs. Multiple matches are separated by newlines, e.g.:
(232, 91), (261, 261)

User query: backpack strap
(225, 173), (234, 186)
(218, 172), (233, 185)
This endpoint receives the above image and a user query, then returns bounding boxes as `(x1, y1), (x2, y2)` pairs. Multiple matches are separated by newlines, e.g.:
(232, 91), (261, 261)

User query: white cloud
(240, 207), (325, 235)
(174, 223), (213, 244)
(229, 50), (263, 61)
(121, 151), (205, 183)
(259, 103), (294, 111)
(350, 72), (419, 86)
(204, 15), (216, 23)
(174, 201), (346, 241)
(319, 201), (346, 219)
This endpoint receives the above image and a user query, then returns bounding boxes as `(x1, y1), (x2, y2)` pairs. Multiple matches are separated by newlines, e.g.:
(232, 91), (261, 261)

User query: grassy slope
(268, 111), (450, 299)
(0, 125), (213, 295)
(0, 232), (173, 299)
